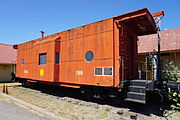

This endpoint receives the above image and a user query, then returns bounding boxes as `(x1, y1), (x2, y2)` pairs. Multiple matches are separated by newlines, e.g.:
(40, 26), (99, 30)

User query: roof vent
(41, 31), (45, 38)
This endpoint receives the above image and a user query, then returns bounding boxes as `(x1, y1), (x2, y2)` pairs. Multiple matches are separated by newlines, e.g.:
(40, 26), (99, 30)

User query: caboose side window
(94, 67), (102, 76)
(94, 67), (113, 76)
(55, 52), (60, 64)
(85, 51), (94, 63)
(39, 53), (47, 65)
(21, 59), (24, 65)
(104, 67), (113, 76)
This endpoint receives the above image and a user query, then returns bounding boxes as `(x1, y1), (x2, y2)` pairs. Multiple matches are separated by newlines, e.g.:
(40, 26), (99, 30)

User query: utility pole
(151, 11), (164, 85)
(157, 25), (162, 85)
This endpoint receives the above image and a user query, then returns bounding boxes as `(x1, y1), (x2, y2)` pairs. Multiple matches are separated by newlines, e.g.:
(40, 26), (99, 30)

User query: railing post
(152, 64), (154, 80)
(146, 57), (148, 80)
(122, 58), (124, 81)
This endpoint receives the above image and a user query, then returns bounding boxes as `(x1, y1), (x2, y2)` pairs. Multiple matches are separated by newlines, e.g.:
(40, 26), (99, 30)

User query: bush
(162, 62), (180, 82)
(161, 62), (180, 106)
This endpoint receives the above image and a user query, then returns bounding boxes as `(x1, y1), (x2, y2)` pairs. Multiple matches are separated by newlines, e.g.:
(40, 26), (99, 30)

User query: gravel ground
(0, 83), (179, 120)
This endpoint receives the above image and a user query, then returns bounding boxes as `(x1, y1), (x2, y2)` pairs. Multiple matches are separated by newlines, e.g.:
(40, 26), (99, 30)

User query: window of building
(55, 52), (60, 64)
(85, 51), (94, 63)
(39, 53), (47, 65)
(21, 59), (24, 65)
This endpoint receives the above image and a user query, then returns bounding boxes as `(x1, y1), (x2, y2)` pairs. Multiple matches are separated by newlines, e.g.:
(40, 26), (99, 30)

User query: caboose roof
(113, 8), (157, 36)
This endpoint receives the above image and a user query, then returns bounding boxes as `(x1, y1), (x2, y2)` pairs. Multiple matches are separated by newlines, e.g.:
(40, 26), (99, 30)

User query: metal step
(127, 92), (145, 100)
(131, 80), (146, 87)
(125, 79), (148, 104)
(125, 98), (145, 104)
(129, 86), (146, 93)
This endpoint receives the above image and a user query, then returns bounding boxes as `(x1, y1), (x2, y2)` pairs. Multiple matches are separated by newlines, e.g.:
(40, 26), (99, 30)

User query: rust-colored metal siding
(16, 37), (60, 82)
(16, 8), (156, 88)
(16, 19), (115, 87)
(60, 19), (114, 87)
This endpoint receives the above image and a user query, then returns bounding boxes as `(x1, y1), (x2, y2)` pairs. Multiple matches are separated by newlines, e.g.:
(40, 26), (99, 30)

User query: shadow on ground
(15, 83), (175, 117)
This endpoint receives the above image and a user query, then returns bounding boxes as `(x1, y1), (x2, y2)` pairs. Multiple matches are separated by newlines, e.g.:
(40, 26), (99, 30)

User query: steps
(125, 80), (147, 104)
(125, 98), (145, 104)
(127, 92), (145, 100)
(129, 86), (146, 93)
(131, 80), (146, 87)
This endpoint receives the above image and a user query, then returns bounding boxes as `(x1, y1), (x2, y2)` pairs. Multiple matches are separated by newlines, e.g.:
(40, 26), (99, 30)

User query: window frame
(39, 53), (47, 65)
(94, 67), (103, 76)
(103, 67), (113, 76)
(94, 66), (113, 76)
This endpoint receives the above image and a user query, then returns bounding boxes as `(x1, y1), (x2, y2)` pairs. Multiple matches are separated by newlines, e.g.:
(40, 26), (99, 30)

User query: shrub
(161, 62), (180, 106)
(162, 61), (180, 82)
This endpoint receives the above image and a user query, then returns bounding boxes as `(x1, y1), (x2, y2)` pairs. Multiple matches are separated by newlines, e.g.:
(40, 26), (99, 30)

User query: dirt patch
(0, 83), (179, 120)
(0, 82), (21, 87)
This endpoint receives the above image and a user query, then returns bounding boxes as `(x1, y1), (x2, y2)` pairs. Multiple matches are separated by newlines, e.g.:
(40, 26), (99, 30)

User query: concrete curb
(0, 93), (66, 120)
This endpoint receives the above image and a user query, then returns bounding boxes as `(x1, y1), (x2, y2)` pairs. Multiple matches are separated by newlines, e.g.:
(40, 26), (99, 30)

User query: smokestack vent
(41, 31), (45, 38)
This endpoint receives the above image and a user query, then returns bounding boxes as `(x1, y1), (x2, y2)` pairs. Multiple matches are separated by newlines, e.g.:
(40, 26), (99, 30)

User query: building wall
(138, 51), (180, 79)
(176, 52), (180, 65)
(138, 28), (180, 79)
(0, 64), (14, 82)
(138, 51), (180, 68)
(138, 28), (180, 54)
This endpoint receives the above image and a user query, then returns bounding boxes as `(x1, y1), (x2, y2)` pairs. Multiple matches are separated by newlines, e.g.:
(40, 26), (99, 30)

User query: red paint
(15, 8), (157, 88)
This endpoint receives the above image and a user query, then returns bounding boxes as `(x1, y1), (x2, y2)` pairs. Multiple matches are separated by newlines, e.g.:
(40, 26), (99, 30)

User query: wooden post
(5, 85), (8, 94)
(2, 84), (5, 93)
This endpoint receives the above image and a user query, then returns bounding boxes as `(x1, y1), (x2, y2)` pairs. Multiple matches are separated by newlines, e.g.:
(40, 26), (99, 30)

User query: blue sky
(0, 0), (180, 45)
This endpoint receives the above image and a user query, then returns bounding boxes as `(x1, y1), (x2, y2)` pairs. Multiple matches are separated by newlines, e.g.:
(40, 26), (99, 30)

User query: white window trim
(94, 66), (113, 76)
(94, 67), (103, 76)
(103, 67), (113, 76)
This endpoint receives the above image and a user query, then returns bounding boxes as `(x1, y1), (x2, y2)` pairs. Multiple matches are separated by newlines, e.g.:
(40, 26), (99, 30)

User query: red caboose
(14, 8), (157, 103)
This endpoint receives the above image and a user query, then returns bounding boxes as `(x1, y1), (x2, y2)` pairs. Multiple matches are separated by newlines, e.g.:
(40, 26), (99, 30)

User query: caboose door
(54, 38), (61, 82)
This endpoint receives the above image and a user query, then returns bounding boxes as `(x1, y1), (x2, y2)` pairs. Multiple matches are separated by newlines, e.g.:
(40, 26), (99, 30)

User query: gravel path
(0, 83), (179, 120)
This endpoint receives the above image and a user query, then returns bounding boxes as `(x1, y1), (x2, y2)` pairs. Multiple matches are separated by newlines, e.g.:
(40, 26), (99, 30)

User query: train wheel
(80, 86), (94, 100)
(21, 80), (30, 87)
